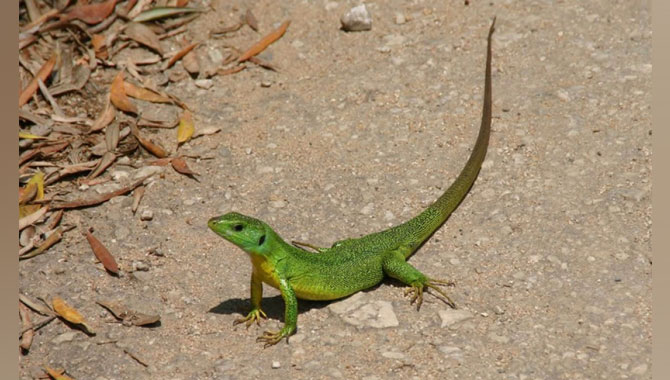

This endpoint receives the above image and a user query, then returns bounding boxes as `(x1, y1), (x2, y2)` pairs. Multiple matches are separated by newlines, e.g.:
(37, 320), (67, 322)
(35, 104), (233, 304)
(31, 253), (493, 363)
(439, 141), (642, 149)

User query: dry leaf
(245, 9), (258, 32)
(217, 64), (246, 76)
(177, 110), (195, 144)
(105, 123), (120, 151)
(171, 156), (198, 176)
(132, 6), (203, 22)
(19, 294), (54, 316)
(87, 151), (116, 179)
(96, 300), (160, 326)
(44, 367), (75, 380)
(166, 41), (198, 69)
(51, 175), (151, 209)
(110, 72), (138, 114)
(128, 312), (161, 326)
(132, 185), (146, 213)
(19, 51), (57, 107)
(124, 22), (163, 55)
(19, 204), (41, 219)
(238, 20), (291, 62)
(131, 124), (168, 158)
(91, 34), (108, 59)
(19, 131), (48, 140)
(19, 227), (63, 260)
(19, 302), (34, 352)
(124, 81), (172, 103)
(85, 228), (119, 274)
(182, 44), (200, 75)
(66, 0), (118, 24)
(19, 206), (48, 231)
(145, 158), (172, 166)
(91, 94), (116, 131)
(19, 183), (37, 205)
(193, 126), (221, 137)
(48, 209), (64, 230)
(52, 296), (95, 334)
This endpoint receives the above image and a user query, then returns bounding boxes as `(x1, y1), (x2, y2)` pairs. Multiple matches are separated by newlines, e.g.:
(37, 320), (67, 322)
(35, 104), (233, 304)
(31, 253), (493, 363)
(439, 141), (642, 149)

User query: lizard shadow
(209, 296), (333, 322)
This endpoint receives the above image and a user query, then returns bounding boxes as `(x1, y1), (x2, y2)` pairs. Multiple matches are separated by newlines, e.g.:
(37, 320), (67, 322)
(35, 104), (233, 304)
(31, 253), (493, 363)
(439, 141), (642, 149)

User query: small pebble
(271, 361), (281, 369)
(140, 210), (154, 221)
(340, 4), (372, 32)
(132, 261), (150, 271)
(260, 81), (272, 88)
(394, 13), (406, 25)
(194, 79), (213, 89)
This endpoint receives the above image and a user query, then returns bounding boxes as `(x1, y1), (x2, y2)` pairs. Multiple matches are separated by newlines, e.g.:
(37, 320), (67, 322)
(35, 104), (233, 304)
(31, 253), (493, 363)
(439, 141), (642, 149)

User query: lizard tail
(405, 17), (495, 254)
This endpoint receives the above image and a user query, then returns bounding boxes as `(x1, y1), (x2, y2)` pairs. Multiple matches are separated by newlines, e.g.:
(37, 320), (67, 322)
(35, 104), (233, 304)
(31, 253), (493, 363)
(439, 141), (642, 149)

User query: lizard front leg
(234, 270), (267, 327)
(382, 247), (456, 310)
(257, 277), (297, 348)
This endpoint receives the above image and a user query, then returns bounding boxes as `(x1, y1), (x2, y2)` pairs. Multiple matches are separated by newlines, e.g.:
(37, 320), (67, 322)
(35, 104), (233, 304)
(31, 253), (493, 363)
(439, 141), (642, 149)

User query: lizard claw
(233, 308), (267, 328)
(256, 327), (292, 348)
(404, 279), (456, 310)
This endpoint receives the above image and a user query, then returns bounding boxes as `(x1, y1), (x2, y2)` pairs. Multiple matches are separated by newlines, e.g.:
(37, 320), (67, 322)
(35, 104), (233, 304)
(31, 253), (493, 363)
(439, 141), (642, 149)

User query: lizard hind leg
(383, 248), (456, 310)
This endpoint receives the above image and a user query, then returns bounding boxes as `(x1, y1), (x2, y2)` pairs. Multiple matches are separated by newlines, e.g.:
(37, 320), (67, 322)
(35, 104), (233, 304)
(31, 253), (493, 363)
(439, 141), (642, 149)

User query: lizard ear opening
(258, 235), (266, 246)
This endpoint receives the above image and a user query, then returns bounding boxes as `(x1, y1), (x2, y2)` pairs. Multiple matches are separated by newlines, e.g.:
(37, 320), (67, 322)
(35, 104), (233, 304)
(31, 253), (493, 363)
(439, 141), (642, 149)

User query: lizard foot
(256, 327), (293, 348)
(404, 279), (456, 310)
(233, 308), (267, 328)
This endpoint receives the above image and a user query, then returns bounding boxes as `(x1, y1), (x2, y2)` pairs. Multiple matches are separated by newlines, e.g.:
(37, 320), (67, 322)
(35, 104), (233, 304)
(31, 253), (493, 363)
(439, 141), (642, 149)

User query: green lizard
(208, 18), (495, 347)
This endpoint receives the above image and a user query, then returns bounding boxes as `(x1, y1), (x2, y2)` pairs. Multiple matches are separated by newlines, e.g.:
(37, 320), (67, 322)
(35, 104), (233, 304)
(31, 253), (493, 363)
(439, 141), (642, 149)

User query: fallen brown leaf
(171, 156), (198, 176)
(85, 228), (119, 274)
(87, 151), (116, 179)
(238, 20), (290, 62)
(65, 0), (118, 25)
(19, 227), (63, 260)
(110, 72), (138, 114)
(91, 33), (109, 59)
(166, 41), (198, 69)
(51, 175), (151, 209)
(19, 302), (34, 352)
(105, 122), (120, 151)
(124, 22), (163, 55)
(217, 65), (246, 76)
(96, 300), (160, 326)
(131, 124), (168, 158)
(19, 141), (71, 166)
(48, 209), (64, 230)
(52, 296), (95, 334)
(44, 366), (75, 380)
(19, 206), (48, 231)
(19, 183), (37, 205)
(19, 51), (58, 107)
(124, 81), (172, 103)
(132, 185), (145, 213)
(245, 9), (259, 32)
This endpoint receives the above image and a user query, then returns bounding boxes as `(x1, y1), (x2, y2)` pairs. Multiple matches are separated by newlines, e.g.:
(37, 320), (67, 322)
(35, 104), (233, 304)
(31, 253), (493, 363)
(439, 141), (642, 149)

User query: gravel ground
(19, 0), (651, 379)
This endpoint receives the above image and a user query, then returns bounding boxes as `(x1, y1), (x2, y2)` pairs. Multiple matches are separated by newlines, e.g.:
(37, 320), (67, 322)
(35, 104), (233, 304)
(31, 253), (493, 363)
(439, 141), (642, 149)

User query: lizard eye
(258, 235), (266, 246)
(233, 224), (244, 232)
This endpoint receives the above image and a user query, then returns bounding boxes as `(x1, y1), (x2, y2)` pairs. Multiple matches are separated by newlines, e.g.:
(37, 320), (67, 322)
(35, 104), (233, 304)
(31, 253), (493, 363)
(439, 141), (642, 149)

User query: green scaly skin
(208, 19), (496, 347)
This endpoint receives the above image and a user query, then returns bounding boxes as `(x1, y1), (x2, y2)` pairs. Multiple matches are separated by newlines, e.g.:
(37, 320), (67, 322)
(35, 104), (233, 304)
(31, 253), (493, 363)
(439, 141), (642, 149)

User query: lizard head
(208, 212), (272, 255)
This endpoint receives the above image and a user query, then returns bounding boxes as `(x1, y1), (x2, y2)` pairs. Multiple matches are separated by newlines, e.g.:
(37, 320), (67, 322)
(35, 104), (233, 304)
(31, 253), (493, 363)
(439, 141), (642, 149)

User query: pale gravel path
(20, 0), (651, 379)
